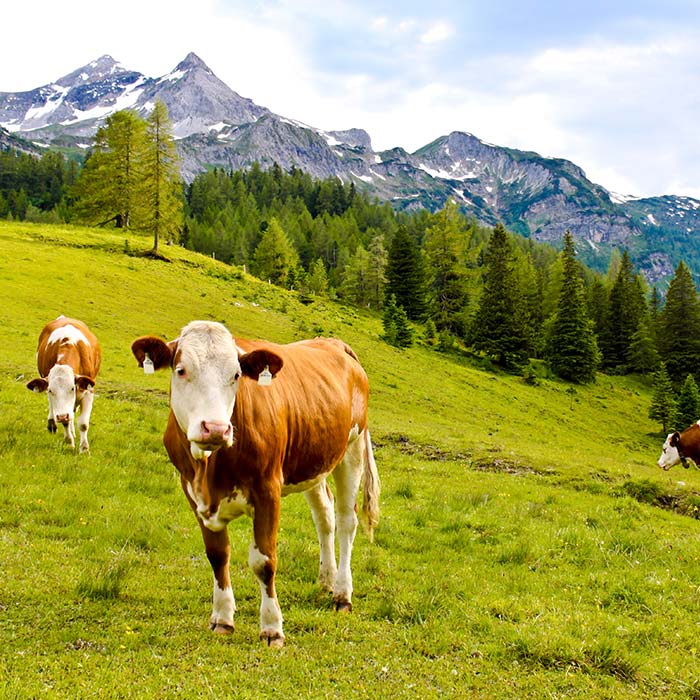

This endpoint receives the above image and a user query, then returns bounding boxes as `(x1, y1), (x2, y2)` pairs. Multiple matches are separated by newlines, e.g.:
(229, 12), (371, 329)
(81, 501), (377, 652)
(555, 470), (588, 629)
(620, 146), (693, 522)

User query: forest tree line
(3, 107), (700, 424)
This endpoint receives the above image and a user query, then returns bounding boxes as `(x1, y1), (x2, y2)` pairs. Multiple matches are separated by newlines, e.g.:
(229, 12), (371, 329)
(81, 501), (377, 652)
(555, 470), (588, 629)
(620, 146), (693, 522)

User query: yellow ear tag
(143, 353), (155, 375)
(258, 365), (272, 386)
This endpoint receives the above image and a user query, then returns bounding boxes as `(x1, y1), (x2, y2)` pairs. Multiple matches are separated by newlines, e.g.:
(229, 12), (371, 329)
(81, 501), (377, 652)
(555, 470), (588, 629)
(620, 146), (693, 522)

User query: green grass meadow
(1, 220), (700, 699)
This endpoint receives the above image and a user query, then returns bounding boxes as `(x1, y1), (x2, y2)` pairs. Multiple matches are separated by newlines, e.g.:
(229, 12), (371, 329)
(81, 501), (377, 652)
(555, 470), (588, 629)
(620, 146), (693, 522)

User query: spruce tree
(658, 261), (700, 383)
(649, 362), (677, 433)
(545, 232), (600, 382)
(382, 295), (413, 348)
(676, 374), (700, 429)
(385, 226), (427, 320)
(470, 223), (528, 370)
(142, 100), (183, 252)
(600, 250), (647, 372)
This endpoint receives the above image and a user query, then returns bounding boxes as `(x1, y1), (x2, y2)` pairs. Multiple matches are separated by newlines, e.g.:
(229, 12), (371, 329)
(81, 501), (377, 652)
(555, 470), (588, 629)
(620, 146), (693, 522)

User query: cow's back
(228, 337), (369, 485)
(37, 317), (102, 378)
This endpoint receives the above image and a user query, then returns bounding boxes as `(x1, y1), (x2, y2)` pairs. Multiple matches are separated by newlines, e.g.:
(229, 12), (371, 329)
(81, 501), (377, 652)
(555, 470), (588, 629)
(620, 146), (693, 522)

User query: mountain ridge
(1, 52), (698, 283)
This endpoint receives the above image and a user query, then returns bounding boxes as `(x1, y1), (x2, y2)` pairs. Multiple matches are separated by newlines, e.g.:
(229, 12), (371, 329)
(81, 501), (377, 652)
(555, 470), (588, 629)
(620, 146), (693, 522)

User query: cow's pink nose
(56, 414), (70, 425)
(201, 421), (232, 442)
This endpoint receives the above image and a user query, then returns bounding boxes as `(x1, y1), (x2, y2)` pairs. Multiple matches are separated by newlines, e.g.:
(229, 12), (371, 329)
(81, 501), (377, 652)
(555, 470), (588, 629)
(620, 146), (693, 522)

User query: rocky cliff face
(1, 53), (698, 282)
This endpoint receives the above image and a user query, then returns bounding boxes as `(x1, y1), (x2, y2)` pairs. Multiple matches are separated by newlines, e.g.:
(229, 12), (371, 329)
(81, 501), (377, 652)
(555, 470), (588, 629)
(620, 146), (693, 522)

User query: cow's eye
(175, 367), (187, 378)
(232, 372), (241, 383)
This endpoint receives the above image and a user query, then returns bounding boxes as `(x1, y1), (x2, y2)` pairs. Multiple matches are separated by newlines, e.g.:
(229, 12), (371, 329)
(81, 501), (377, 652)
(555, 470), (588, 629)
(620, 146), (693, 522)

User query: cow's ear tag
(258, 365), (272, 386)
(143, 353), (155, 375)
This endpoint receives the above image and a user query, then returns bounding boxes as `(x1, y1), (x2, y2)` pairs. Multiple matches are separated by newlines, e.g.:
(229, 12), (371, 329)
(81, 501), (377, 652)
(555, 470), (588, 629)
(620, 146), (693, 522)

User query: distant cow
(131, 321), (380, 647)
(27, 316), (102, 453)
(657, 421), (700, 470)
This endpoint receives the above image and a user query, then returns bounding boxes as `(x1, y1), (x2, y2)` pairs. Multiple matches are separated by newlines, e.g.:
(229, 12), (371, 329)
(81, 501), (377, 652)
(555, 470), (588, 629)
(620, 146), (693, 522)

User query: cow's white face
(170, 322), (242, 459)
(658, 433), (681, 470)
(46, 364), (77, 424)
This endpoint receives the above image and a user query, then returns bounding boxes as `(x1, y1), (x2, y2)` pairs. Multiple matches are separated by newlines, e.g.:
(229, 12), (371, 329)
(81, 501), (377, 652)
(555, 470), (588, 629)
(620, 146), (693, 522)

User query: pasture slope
(1, 220), (699, 700)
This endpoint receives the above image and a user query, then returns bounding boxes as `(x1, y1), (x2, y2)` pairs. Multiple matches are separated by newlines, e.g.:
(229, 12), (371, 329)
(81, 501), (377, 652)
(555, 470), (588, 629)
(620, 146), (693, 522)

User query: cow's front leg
(250, 492), (284, 647)
(60, 415), (75, 448)
(77, 390), (95, 453)
(200, 524), (236, 634)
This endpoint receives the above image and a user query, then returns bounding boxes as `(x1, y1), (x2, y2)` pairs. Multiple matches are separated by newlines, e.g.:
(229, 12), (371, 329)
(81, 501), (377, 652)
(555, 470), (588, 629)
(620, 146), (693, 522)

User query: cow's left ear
(671, 431), (682, 447)
(75, 375), (95, 391)
(239, 349), (284, 380)
(27, 378), (48, 393)
(131, 336), (176, 370)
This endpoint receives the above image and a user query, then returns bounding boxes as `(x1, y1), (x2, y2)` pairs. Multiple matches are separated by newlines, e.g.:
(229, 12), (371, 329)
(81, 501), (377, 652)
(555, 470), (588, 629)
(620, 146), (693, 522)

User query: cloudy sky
(2, 0), (699, 198)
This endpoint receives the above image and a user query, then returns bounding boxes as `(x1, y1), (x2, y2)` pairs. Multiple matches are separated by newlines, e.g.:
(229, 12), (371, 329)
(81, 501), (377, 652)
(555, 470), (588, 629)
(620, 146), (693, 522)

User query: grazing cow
(131, 321), (379, 647)
(657, 421), (700, 470)
(27, 316), (102, 453)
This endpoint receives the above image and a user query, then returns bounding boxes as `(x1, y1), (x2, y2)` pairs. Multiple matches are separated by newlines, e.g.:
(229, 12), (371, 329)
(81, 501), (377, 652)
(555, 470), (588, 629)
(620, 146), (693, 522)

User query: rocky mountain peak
(174, 52), (212, 74)
(56, 55), (130, 88)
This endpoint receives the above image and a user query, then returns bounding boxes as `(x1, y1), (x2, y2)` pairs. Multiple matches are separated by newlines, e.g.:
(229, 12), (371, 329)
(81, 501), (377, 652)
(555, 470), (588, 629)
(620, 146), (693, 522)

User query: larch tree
(423, 200), (469, 337)
(252, 217), (299, 287)
(73, 109), (146, 227)
(545, 231), (600, 382)
(142, 100), (183, 253)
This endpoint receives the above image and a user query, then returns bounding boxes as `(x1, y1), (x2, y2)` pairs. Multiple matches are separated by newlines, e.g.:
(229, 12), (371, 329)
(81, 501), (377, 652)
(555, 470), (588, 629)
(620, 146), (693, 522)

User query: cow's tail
(361, 428), (380, 542)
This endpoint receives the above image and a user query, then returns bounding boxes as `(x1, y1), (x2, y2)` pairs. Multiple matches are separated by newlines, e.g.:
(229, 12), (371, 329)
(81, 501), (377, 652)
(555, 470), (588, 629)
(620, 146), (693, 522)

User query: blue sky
(3, 0), (699, 198)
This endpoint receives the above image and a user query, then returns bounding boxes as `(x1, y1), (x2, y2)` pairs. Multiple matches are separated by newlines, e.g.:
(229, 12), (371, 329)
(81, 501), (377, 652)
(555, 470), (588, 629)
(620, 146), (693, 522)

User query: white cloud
(420, 21), (453, 44)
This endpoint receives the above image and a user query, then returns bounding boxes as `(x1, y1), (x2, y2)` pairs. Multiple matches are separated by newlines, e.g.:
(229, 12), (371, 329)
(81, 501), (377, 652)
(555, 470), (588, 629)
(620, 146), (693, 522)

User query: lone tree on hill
(545, 231), (600, 383)
(142, 100), (183, 253)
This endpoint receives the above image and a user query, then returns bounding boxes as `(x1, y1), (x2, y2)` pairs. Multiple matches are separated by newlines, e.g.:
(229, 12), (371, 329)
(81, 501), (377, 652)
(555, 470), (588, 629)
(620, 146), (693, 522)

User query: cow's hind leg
(304, 478), (337, 591)
(331, 428), (365, 611)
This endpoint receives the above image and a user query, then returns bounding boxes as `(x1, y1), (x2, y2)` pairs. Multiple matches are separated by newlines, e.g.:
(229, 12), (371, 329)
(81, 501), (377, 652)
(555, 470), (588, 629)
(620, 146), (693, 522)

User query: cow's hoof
(261, 632), (285, 648)
(335, 601), (353, 613)
(210, 622), (234, 635)
(79, 445), (90, 455)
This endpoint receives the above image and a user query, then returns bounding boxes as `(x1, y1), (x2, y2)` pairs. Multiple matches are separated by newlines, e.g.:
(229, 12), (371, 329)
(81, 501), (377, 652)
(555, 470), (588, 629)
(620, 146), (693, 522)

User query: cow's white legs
(77, 389), (95, 453)
(331, 428), (365, 610)
(304, 479), (337, 591)
(62, 415), (76, 448)
(211, 579), (236, 632)
(249, 544), (284, 646)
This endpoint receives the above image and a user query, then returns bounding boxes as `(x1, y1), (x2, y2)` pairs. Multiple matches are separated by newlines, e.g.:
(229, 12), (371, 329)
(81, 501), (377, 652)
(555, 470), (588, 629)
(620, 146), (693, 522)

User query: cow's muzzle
(195, 421), (233, 448)
(55, 413), (71, 426)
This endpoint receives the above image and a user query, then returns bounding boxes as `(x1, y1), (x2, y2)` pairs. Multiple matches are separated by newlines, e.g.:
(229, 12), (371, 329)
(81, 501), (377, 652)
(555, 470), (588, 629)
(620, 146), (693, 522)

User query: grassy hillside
(1, 220), (699, 699)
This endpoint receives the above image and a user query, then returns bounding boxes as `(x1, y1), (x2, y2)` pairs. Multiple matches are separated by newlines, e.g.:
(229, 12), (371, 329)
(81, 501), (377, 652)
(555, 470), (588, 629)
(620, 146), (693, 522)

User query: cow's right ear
(131, 336), (176, 370)
(27, 378), (48, 393)
(671, 431), (682, 447)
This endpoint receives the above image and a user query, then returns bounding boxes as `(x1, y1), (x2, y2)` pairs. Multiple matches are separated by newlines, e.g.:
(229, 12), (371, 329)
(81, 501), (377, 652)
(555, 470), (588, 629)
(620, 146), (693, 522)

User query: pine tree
(252, 217), (299, 287)
(385, 225), (427, 320)
(470, 223), (528, 370)
(628, 313), (661, 375)
(658, 261), (700, 384)
(676, 374), (700, 429)
(366, 234), (388, 310)
(545, 232), (600, 382)
(649, 362), (677, 433)
(142, 100), (183, 252)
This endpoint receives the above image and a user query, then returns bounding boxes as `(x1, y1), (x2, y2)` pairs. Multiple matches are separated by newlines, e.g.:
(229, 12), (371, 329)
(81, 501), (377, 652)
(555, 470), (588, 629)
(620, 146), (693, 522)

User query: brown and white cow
(27, 316), (102, 453)
(657, 421), (700, 470)
(131, 321), (380, 647)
